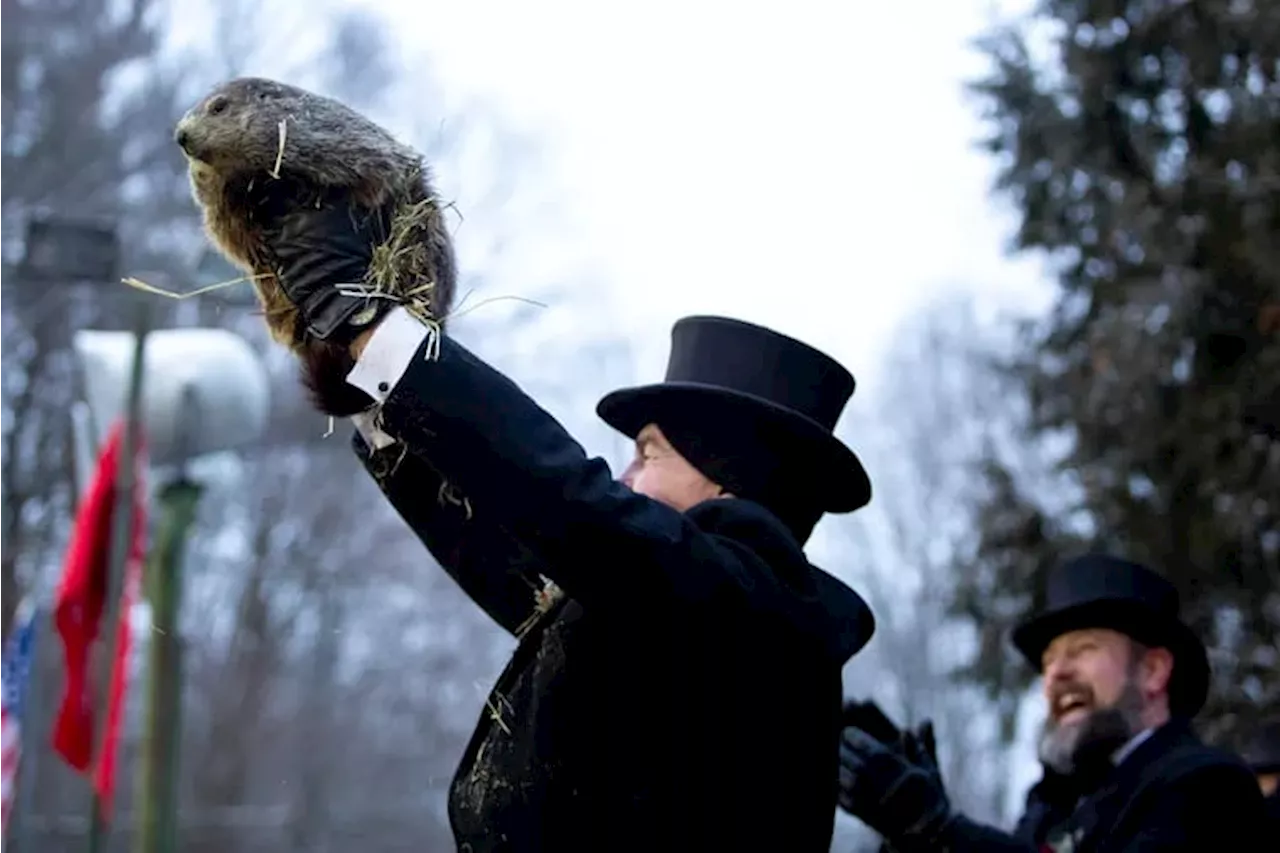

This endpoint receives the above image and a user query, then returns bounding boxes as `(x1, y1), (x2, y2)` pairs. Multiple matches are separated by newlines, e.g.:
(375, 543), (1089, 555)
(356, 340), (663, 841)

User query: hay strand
(448, 293), (548, 322)
(514, 576), (565, 638)
(269, 118), (288, 180)
(328, 188), (451, 357)
(122, 273), (267, 300)
(485, 694), (513, 736)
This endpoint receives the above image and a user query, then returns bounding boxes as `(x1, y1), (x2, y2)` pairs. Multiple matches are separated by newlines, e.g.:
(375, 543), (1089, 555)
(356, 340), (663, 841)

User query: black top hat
(1242, 721), (1280, 774)
(596, 316), (871, 524)
(1010, 554), (1210, 718)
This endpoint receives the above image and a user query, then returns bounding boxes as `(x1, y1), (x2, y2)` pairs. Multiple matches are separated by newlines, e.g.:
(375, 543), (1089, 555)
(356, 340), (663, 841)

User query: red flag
(52, 418), (147, 818)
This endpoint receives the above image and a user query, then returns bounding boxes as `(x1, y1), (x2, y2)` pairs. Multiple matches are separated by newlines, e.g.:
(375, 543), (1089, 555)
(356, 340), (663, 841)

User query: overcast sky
(356, 0), (1054, 390)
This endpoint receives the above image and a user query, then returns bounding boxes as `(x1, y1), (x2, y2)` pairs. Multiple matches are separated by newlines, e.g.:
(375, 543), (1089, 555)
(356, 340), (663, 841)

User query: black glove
(841, 699), (905, 746)
(838, 718), (954, 852)
(271, 201), (396, 345)
(902, 719), (939, 771)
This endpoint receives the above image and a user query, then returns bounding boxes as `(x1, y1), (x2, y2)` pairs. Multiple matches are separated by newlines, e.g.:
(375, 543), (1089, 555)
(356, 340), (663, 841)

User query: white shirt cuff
(346, 306), (432, 406)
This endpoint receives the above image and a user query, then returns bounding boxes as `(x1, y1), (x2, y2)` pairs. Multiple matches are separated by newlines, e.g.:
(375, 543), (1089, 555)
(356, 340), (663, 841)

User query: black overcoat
(352, 333), (873, 852)
(1265, 790), (1280, 834)
(928, 718), (1270, 851)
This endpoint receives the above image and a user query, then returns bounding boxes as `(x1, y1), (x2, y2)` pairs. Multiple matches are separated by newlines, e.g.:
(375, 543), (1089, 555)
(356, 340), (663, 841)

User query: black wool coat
(929, 718), (1270, 852)
(351, 333), (874, 853)
(1265, 790), (1280, 835)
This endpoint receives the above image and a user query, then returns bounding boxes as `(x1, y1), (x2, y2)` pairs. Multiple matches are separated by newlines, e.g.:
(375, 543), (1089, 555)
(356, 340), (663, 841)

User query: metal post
(135, 476), (202, 853)
(0, 262), (9, 635)
(7, 600), (46, 853)
(137, 386), (202, 853)
(86, 302), (151, 853)
(160, 622), (186, 853)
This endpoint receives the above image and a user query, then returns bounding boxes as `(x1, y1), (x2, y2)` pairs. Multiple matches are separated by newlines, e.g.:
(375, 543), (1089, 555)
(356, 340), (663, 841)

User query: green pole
(160, 615), (186, 853)
(135, 477), (202, 853)
(87, 304), (151, 853)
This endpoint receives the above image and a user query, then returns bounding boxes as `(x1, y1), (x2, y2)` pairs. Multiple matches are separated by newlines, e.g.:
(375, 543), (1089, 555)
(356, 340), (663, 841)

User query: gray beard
(1038, 679), (1144, 778)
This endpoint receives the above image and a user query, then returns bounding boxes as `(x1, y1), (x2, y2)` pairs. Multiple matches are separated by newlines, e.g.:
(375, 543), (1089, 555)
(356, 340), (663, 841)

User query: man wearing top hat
(835, 553), (1269, 851)
(1241, 720), (1280, 829)
(264, 205), (878, 851)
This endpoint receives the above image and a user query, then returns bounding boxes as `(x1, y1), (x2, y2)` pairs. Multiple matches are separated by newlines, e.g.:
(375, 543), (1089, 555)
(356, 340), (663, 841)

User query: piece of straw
(269, 118), (288, 180)
(121, 273), (268, 300)
(513, 576), (565, 638)
(485, 694), (513, 736)
(447, 293), (548, 321)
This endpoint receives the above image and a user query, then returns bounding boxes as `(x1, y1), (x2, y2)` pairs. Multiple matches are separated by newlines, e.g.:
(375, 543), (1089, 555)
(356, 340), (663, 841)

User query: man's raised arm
(342, 308), (781, 617)
(352, 426), (556, 637)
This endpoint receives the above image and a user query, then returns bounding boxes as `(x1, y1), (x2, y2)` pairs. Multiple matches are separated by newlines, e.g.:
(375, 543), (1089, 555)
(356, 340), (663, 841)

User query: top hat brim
(1247, 755), (1280, 774)
(1011, 599), (1210, 717)
(597, 382), (871, 514)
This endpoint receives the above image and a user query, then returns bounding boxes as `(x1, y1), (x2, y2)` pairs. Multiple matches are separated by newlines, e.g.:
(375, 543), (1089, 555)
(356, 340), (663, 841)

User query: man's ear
(1138, 645), (1175, 699)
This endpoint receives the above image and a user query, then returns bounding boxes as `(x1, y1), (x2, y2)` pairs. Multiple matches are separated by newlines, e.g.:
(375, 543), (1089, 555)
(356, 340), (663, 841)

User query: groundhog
(174, 77), (457, 353)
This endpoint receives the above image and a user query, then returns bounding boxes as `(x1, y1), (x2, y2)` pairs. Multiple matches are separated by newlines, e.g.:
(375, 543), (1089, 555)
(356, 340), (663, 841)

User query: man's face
(1036, 627), (1171, 775)
(620, 423), (725, 511)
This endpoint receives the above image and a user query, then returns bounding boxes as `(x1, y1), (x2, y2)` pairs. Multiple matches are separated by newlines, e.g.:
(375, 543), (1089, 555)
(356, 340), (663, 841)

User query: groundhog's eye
(207, 95), (229, 116)
(256, 90), (275, 102)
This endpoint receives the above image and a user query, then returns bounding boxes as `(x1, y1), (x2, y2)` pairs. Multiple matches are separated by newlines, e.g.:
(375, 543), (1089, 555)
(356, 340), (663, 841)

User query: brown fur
(175, 77), (456, 353)
(298, 339), (373, 417)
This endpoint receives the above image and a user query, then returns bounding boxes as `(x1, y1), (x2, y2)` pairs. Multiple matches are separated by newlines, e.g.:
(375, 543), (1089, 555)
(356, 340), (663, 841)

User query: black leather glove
(841, 699), (905, 746)
(271, 201), (396, 345)
(838, 718), (954, 852)
(902, 719), (939, 771)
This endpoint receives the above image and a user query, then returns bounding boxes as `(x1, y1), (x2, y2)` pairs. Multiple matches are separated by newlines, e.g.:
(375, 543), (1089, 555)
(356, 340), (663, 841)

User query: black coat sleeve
(932, 816), (1039, 852)
(859, 816), (1037, 853)
(352, 429), (548, 637)
(370, 334), (777, 615)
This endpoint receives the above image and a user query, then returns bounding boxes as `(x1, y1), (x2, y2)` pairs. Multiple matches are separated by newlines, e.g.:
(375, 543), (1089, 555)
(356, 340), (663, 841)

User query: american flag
(2, 597), (41, 835)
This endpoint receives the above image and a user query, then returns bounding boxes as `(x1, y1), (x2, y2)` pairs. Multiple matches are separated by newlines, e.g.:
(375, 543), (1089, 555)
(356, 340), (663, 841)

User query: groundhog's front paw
(297, 337), (377, 417)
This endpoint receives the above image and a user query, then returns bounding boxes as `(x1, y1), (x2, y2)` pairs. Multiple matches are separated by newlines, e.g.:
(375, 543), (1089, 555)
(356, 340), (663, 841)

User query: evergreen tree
(956, 0), (1280, 746)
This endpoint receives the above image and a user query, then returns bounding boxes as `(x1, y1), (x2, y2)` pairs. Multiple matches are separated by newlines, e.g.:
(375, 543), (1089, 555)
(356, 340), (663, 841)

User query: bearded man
(836, 554), (1269, 851)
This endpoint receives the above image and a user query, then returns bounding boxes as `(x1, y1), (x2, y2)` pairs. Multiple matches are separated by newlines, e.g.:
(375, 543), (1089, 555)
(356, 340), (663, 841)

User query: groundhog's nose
(175, 125), (192, 154)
